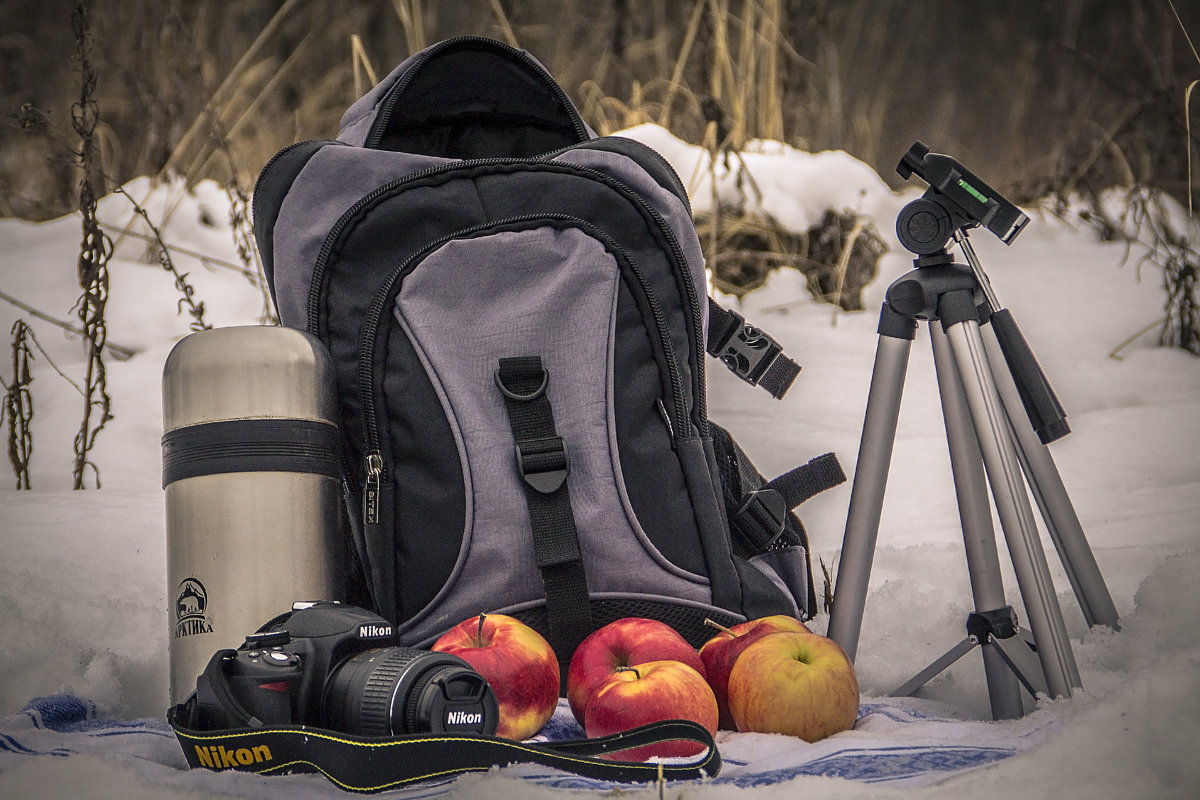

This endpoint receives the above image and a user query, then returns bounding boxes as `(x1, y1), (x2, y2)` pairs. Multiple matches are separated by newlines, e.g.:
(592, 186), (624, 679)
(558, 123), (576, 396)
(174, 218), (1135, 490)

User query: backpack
(251, 37), (844, 665)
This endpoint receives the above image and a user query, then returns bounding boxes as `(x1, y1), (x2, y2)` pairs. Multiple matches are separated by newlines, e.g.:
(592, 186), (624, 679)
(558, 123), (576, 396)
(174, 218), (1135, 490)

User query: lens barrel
(323, 647), (499, 737)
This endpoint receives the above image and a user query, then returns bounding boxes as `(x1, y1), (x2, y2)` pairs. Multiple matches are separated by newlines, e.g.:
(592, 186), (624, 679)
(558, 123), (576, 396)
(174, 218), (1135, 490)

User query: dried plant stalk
(71, 0), (114, 490)
(4, 322), (35, 490)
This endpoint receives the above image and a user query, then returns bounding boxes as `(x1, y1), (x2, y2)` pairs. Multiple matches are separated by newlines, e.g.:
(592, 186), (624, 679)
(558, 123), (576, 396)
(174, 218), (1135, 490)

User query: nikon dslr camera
(184, 602), (498, 737)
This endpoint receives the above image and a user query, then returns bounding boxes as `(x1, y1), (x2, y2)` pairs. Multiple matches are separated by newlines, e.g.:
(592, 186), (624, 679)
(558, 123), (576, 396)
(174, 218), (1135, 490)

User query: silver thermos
(162, 326), (343, 705)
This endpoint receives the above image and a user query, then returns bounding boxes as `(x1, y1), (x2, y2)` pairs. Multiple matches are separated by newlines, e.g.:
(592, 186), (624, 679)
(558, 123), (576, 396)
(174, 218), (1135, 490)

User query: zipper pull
(656, 397), (676, 444)
(363, 451), (383, 525)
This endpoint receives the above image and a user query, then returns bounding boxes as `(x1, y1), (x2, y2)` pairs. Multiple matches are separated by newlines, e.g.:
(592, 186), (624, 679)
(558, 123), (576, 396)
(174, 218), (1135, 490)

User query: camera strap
(167, 703), (721, 793)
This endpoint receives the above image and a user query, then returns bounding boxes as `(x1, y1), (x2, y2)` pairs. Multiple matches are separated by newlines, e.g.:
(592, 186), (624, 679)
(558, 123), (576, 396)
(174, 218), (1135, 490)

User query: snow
(1, 126), (1198, 798)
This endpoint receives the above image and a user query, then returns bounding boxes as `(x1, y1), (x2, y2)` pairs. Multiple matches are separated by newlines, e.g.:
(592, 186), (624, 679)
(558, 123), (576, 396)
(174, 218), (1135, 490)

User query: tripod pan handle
(989, 309), (1070, 444)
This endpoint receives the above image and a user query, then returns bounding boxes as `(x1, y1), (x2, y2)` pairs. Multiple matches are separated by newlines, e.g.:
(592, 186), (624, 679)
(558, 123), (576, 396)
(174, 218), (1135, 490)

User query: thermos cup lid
(162, 326), (337, 432)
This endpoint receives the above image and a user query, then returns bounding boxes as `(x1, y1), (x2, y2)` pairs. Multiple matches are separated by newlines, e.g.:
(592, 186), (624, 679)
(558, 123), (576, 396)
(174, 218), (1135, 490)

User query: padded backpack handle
(354, 36), (591, 157)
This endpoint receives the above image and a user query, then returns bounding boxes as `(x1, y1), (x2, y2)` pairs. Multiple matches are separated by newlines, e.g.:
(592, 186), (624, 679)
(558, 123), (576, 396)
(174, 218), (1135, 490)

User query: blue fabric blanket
(0, 693), (1056, 797)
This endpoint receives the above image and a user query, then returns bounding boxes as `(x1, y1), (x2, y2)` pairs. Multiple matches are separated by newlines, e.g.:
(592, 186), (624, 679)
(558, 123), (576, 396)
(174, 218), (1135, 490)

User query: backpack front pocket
(356, 218), (716, 639)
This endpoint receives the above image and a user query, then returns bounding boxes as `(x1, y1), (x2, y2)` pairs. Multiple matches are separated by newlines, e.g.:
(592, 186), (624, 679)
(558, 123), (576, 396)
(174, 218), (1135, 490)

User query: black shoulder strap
(168, 706), (720, 792)
(494, 356), (593, 667)
(707, 298), (800, 399)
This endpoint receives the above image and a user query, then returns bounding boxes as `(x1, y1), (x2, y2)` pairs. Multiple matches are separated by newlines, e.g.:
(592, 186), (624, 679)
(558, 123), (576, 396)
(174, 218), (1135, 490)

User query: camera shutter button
(245, 630), (291, 649)
(266, 651), (298, 667)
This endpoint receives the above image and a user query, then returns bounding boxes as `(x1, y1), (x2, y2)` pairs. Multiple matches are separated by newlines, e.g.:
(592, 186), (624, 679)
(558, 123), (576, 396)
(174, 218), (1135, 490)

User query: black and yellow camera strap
(166, 704), (721, 794)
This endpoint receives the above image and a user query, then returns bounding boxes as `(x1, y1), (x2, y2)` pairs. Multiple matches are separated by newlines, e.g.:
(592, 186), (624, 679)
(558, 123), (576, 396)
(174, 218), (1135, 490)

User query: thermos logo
(175, 578), (213, 639)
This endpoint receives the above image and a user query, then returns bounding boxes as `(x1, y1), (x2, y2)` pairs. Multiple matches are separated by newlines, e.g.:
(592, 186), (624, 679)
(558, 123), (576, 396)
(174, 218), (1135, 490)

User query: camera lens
(323, 647), (499, 737)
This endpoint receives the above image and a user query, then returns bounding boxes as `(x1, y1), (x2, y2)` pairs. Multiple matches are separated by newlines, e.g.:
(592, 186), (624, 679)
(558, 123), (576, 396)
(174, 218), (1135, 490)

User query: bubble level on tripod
(958, 179), (989, 204)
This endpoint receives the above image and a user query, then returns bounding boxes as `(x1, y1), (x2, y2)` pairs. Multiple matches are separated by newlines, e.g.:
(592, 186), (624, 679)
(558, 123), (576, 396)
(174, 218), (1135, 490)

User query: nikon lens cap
(414, 666), (499, 734)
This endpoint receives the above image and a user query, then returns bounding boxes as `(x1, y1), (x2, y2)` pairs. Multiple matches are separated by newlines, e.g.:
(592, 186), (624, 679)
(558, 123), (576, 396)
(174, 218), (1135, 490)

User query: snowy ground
(0, 126), (1197, 798)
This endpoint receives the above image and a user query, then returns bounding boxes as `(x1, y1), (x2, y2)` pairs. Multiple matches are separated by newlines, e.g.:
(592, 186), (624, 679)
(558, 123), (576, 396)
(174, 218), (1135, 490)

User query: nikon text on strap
(167, 706), (720, 793)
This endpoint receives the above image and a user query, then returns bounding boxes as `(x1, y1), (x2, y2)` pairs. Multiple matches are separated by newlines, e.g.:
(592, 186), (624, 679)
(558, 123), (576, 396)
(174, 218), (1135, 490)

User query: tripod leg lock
(966, 606), (1019, 643)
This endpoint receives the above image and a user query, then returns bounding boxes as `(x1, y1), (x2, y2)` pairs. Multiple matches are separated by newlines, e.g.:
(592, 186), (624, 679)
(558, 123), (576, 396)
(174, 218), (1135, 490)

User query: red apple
(583, 661), (718, 761)
(566, 617), (706, 723)
(432, 613), (559, 740)
(727, 631), (859, 742)
(698, 615), (812, 730)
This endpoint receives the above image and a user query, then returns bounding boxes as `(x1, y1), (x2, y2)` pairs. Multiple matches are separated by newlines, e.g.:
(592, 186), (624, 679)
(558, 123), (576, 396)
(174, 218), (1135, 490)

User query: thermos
(162, 326), (343, 705)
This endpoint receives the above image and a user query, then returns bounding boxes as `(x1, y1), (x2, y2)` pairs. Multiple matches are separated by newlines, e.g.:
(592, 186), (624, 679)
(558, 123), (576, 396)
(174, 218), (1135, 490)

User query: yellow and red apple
(566, 617), (706, 723)
(727, 630), (859, 742)
(432, 613), (559, 740)
(583, 660), (718, 761)
(699, 615), (811, 730)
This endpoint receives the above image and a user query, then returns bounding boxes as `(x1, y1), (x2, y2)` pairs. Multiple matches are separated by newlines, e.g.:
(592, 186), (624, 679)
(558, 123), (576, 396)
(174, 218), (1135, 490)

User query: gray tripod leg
(982, 330), (1120, 630)
(940, 292), (1081, 699)
(929, 324), (1028, 718)
(890, 326), (1032, 718)
(989, 630), (1050, 698)
(891, 637), (976, 699)
(827, 306), (917, 662)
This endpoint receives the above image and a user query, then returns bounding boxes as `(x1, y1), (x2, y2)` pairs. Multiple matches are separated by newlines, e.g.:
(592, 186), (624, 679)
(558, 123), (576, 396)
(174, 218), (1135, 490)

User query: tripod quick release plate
(896, 142), (1029, 255)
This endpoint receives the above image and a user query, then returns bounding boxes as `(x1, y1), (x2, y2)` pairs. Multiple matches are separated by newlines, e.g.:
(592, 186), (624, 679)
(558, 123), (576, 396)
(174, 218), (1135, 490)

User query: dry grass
(2, 0), (1198, 487)
(699, 208), (883, 311)
(3, 1), (1197, 219)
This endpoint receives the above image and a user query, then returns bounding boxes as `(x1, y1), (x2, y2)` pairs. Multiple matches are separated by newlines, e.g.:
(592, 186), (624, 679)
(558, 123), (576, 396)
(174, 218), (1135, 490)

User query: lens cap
(412, 664), (499, 735)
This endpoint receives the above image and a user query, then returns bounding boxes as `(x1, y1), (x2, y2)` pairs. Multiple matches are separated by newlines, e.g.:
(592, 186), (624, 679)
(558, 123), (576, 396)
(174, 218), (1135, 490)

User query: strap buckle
(515, 436), (570, 494)
(728, 453), (847, 554)
(714, 309), (786, 385)
(730, 487), (788, 552)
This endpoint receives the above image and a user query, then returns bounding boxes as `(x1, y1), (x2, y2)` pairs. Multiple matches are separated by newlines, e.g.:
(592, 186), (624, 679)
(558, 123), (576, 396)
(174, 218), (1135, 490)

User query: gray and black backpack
(251, 37), (844, 667)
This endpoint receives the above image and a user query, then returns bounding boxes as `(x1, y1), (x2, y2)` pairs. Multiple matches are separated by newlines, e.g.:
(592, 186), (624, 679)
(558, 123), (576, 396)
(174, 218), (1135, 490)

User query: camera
(188, 602), (498, 737)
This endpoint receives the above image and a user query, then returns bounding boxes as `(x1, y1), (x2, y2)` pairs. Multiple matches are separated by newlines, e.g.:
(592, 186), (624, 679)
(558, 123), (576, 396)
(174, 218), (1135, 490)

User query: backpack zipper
(251, 139), (343, 234)
(564, 164), (709, 433)
(540, 137), (693, 216)
(304, 161), (705, 388)
(305, 157), (511, 336)
(253, 139), (321, 199)
(304, 155), (709, 504)
(357, 214), (688, 527)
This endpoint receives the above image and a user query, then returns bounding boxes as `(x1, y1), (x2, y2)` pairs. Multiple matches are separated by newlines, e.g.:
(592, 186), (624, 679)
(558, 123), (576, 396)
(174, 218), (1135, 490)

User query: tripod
(825, 144), (1119, 720)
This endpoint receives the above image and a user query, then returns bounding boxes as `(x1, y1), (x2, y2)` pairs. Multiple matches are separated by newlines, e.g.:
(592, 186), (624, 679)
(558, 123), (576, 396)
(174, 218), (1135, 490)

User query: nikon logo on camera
(446, 711), (483, 726)
(357, 623), (392, 639)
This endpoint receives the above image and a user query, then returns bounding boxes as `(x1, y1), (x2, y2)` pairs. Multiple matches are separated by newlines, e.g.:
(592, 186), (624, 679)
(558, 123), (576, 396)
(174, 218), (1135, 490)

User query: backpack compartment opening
(371, 42), (588, 158)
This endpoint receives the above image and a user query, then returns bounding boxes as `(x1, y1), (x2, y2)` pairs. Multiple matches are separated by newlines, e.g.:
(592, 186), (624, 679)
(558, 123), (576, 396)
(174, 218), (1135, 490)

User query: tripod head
(887, 142), (1069, 445)
(896, 142), (1029, 256)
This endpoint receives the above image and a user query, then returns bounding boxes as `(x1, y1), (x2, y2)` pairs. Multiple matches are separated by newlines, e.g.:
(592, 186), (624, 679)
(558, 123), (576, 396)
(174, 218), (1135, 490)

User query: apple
(566, 617), (706, 723)
(727, 630), (859, 742)
(698, 615), (812, 730)
(431, 613), (559, 740)
(583, 661), (718, 761)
